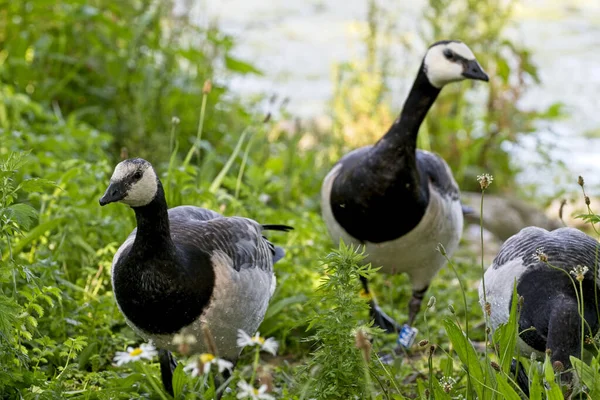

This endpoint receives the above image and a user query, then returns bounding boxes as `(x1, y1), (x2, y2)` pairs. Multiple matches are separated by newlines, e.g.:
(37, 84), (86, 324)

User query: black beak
(99, 182), (125, 206)
(462, 59), (489, 82)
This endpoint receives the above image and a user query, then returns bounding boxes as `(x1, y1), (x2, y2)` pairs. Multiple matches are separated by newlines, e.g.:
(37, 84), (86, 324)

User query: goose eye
(133, 171), (143, 180)
(443, 49), (454, 60)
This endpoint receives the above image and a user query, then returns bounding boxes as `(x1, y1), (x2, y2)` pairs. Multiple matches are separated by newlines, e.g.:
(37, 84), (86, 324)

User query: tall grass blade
(209, 127), (250, 194)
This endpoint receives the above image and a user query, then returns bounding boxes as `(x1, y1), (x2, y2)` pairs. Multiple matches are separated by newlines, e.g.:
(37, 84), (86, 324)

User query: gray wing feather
(168, 205), (223, 222)
(416, 150), (460, 201)
(493, 227), (600, 273)
(170, 214), (275, 273)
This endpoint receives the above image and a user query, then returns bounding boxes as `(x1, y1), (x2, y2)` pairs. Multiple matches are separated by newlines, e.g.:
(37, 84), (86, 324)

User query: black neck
(375, 64), (441, 157)
(131, 182), (174, 253)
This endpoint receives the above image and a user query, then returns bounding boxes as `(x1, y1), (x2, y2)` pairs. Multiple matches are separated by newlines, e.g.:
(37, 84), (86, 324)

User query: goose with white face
(423, 40), (489, 88)
(99, 158), (158, 207)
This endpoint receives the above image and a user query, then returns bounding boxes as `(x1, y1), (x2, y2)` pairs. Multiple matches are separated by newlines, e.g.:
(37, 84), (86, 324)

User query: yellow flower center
(257, 337), (265, 344)
(199, 353), (215, 364)
(253, 388), (260, 395)
(129, 348), (143, 357)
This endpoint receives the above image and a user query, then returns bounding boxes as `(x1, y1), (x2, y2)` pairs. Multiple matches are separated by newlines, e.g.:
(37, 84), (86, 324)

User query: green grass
(1, 0), (598, 398)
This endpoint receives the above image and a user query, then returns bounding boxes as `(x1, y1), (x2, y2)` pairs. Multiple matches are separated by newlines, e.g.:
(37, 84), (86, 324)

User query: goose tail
(262, 224), (294, 232)
(261, 224), (292, 264)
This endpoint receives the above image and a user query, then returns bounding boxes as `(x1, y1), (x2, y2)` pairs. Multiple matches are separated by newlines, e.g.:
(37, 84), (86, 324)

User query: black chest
(330, 177), (428, 243)
(329, 152), (430, 244)
(112, 246), (215, 335)
(516, 267), (599, 352)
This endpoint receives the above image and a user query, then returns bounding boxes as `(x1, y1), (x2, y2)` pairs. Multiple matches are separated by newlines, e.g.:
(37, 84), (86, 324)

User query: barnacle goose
(321, 40), (489, 340)
(99, 158), (292, 396)
(480, 227), (600, 388)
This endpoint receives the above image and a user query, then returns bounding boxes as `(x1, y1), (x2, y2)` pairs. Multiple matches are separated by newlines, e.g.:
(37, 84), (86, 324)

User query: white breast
(321, 164), (463, 291)
(121, 250), (273, 359)
(479, 258), (541, 357)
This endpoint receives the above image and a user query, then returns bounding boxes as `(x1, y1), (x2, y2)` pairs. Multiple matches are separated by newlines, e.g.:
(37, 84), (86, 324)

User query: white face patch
(447, 42), (475, 60)
(110, 161), (158, 207)
(423, 41), (475, 88)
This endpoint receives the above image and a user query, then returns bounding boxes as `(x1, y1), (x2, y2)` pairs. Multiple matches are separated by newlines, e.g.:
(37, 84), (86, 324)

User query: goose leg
(158, 349), (177, 396)
(360, 276), (401, 333)
(407, 286), (428, 326)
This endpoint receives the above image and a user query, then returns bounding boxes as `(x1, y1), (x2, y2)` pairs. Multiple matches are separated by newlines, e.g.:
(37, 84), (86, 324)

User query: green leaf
(571, 356), (600, 397)
(495, 375), (521, 400)
(17, 178), (57, 193)
(264, 294), (308, 320)
(4, 203), (38, 230)
(224, 55), (263, 75)
(443, 317), (486, 399)
(575, 213), (600, 224)
(172, 363), (186, 398)
(543, 353), (563, 400)
(529, 362), (543, 400)
(2, 217), (67, 261)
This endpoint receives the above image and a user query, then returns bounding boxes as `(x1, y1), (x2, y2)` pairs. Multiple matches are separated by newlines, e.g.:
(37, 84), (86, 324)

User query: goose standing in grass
(321, 40), (489, 340)
(480, 227), (600, 390)
(99, 158), (292, 396)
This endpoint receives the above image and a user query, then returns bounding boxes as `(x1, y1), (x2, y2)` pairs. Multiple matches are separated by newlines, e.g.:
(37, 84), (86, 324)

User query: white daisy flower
(184, 353), (234, 377)
(236, 380), (275, 400)
(236, 330), (279, 355)
(113, 343), (157, 366)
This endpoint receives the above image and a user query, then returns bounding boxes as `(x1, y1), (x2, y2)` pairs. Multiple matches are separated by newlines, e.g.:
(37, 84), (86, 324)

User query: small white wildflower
(236, 380), (274, 400)
(258, 193), (271, 204)
(184, 353), (233, 377)
(440, 376), (456, 393)
(534, 248), (548, 263)
(171, 116), (181, 125)
(570, 265), (589, 282)
(113, 343), (157, 366)
(237, 330), (278, 355)
(476, 173), (494, 190)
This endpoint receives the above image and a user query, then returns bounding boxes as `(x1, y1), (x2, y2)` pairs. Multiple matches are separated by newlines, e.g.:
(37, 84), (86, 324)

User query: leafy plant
(0, 152), (63, 397)
(0, 0), (259, 160)
(301, 242), (380, 399)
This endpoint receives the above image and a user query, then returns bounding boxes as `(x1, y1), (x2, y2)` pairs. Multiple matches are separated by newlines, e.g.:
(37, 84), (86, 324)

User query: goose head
(423, 40), (489, 89)
(99, 158), (158, 207)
